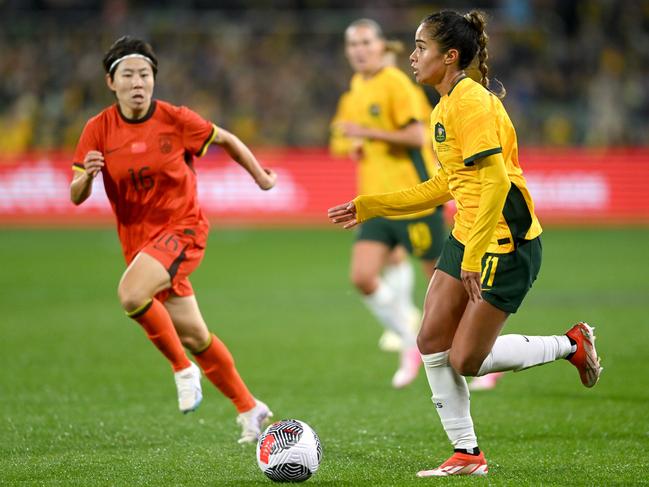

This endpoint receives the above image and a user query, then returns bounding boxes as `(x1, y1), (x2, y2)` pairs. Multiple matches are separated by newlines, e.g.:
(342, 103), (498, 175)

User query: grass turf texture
(1, 227), (648, 486)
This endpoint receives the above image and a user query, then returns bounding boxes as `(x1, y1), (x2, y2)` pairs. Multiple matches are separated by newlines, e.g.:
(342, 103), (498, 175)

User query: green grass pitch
(1, 227), (648, 486)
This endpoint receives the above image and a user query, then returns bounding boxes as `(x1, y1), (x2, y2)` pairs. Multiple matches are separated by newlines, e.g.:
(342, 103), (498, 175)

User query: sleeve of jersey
(180, 106), (218, 157)
(353, 169), (452, 223)
(456, 97), (502, 167)
(71, 119), (99, 173)
(461, 153), (511, 272)
(391, 76), (422, 127)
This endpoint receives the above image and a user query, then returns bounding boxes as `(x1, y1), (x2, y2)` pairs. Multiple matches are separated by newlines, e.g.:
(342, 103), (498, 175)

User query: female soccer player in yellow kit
(329, 11), (601, 476)
(330, 19), (446, 389)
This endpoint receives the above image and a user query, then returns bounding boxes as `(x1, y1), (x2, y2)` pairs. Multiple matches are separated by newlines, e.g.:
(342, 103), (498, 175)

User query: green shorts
(436, 235), (542, 313)
(356, 210), (446, 261)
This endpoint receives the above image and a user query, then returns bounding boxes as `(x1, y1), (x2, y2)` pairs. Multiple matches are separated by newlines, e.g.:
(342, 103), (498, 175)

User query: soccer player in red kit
(70, 36), (276, 444)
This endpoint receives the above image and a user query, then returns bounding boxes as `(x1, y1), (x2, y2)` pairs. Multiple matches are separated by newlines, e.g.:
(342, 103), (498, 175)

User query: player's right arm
(70, 150), (104, 205)
(328, 169), (452, 228)
(329, 91), (354, 157)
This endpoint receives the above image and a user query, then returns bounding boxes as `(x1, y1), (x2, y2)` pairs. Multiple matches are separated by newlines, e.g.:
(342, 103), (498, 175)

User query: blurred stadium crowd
(1, 0), (647, 154)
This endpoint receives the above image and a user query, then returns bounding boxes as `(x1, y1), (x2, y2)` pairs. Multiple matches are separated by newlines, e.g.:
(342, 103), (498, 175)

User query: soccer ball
(256, 419), (322, 482)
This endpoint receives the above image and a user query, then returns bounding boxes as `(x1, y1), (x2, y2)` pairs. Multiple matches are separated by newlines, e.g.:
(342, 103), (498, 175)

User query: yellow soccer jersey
(330, 67), (437, 219)
(354, 76), (542, 270)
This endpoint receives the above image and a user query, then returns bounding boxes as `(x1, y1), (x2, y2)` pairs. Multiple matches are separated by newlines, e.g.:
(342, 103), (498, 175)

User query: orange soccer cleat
(565, 322), (602, 388)
(417, 451), (488, 477)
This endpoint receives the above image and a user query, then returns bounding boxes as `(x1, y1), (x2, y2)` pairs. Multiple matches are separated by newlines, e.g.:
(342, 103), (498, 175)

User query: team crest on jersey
(369, 104), (381, 117)
(434, 122), (446, 142)
(159, 135), (172, 154)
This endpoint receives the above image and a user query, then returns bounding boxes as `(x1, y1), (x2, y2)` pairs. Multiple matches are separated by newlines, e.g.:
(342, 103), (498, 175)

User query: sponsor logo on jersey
(369, 103), (381, 117)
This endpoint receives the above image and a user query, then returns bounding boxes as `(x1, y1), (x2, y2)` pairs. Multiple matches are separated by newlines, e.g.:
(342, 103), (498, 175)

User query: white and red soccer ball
(256, 419), (322, 482)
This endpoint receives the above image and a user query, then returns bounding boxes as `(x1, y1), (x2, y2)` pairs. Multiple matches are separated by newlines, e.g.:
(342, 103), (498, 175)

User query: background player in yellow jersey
(330, 19), (446, 389)
(331, 37), (435, 356)
(329, 10), (602, 477)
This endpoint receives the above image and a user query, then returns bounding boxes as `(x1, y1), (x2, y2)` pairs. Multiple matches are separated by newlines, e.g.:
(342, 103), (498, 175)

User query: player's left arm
(335, 120), (426, 149)
(211, 125), (276, 190)
(455, 96), (510, 301)
(461, 153), (510, 302)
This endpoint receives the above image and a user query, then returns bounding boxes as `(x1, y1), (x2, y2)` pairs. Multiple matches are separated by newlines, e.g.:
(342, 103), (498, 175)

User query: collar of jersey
(116, 100), (157, 124)
(445, 75), (469, 97)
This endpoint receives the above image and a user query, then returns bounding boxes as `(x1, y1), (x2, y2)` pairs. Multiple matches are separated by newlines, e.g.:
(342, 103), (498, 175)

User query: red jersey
(73, 100), (216, 263)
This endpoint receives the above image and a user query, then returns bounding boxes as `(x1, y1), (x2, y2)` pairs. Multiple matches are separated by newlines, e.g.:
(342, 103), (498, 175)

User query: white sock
(383, 260), (419, 327)
(383, 260), (415, 306)
(422, 351), (477, 450)
(362, 281), (416, 347)
(477, 334), (573, 376)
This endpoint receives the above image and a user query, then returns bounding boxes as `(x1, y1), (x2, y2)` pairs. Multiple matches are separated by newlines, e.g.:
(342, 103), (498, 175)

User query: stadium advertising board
(0, 148), (647, 226)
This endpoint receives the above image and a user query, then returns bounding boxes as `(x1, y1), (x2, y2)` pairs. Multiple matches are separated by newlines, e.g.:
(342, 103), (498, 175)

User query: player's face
(107, 58), (155, 118)
(345, 26), (385, 76)
(410, 24), (447, 86)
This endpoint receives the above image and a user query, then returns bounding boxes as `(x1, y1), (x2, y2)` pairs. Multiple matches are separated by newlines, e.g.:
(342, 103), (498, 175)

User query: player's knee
(417, 324), (449, 355)
(449, 352), (481, 377)
(180, 335), (202, 353)
(117, 284), (150, 313)
(180, 330), (210, 354)
(350, 270), (378, 295)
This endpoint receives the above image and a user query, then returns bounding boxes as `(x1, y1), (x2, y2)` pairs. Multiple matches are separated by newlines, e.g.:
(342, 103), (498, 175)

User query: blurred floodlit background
(0, 0), (648, 226)
(1, 0), (648, 153)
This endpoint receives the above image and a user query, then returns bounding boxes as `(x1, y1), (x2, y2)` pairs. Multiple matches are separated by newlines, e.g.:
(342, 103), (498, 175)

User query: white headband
(109, 53), (154, 74)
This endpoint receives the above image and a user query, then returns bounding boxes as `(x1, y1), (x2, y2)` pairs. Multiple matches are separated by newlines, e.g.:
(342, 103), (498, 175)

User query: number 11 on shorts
(481, 255), (499, 288)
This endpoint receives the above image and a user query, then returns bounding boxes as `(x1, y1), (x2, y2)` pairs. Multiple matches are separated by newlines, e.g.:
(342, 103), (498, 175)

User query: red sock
(129, 299), (191, 372)
(194, 334), (256, 413)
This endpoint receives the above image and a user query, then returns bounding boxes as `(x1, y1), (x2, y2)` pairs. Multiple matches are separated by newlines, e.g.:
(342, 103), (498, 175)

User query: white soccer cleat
(174, 361), (202, 414)
(469, 372), (505, 391)
(236, 399), (273, 444)
(391, 345), (422, 388)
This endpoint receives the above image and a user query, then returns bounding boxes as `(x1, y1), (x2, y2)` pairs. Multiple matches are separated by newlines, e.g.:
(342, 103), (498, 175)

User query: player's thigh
(164, 294), (210, 351)
(118, 252), (171, 307)
(418, 269), (469, 354)
(450, 299), (509, 376)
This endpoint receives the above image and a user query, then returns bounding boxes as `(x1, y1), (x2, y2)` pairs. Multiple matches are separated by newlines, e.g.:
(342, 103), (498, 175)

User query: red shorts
(139, 228), (206, 302)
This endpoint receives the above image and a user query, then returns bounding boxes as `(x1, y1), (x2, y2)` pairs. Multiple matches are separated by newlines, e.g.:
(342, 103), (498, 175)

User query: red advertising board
(0, 148), (648, 226)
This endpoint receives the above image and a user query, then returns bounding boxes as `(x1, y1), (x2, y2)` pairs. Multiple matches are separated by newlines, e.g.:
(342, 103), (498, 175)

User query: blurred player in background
(330, 19), (447, 389)
(70, 36), (275, 444)
(329, 10), (601, 476)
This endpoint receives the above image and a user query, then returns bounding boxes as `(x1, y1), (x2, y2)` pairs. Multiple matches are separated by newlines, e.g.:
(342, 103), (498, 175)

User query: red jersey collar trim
(116, 100), (157, 124)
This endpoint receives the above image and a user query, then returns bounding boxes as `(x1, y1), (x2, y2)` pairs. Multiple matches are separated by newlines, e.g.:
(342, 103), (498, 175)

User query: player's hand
(336, 122), (368, 139)
(328, 201), (358, 229)
(461, 269), (483, 303)
(256, 168), (277, 190)
(349, 139), (364, 161)
(83, 150), (104, 179)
